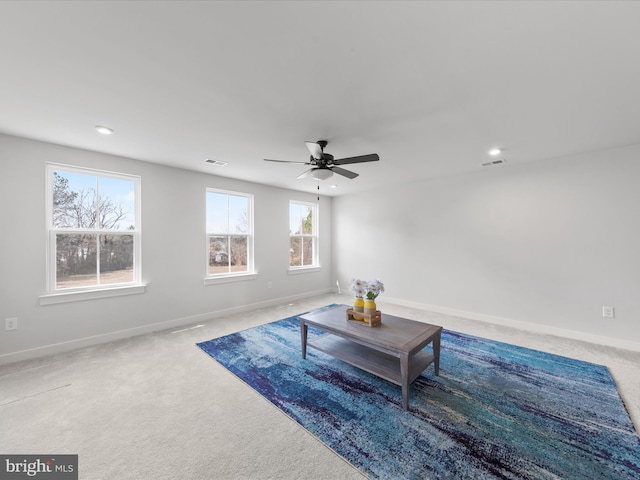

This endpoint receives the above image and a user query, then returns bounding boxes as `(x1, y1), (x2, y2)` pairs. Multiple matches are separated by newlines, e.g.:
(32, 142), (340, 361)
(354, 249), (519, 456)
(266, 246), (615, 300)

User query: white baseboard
(381, 295), (640, 353)
(0, 288), (331, 366)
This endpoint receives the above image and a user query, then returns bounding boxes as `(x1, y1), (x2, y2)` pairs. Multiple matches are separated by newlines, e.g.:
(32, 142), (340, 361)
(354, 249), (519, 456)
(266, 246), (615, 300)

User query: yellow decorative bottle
(353, 297), (364, 320)
(363, 298), (377, 323)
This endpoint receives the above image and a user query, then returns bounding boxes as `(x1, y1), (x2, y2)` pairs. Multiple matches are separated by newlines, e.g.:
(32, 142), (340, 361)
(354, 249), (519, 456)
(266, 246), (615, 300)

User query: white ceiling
(2, 1), (640, 196)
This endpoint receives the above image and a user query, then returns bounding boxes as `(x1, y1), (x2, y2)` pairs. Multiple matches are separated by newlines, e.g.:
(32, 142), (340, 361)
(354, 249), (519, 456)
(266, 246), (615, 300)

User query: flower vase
(363, 298), (377, 322)
(353, 297), (364, 320)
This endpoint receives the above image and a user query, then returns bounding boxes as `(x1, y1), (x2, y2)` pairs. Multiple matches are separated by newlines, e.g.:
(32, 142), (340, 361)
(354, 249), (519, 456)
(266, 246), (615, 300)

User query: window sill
(39, 284), (146, 305)
(288, 266), (322, 275)
(204, 272), (258, 286)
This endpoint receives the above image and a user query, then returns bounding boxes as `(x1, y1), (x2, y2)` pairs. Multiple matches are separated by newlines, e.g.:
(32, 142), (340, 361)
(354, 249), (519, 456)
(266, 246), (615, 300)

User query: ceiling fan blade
(305, 141), (324, 160)
(296, 168), (315, 179)
(264, 158), (311, 165)
(333, 153), (379, 165)
(331, 166), (359, 179)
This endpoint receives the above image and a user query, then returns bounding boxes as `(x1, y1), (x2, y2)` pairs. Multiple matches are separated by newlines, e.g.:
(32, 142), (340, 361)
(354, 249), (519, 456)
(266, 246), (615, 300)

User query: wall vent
(481, 159), (507, 167)
(205, 158), (228, 167)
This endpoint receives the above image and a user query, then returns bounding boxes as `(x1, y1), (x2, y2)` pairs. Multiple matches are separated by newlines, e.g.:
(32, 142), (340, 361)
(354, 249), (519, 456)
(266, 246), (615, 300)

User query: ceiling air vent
(205, 158), (228, 167)
(481, 159), (507, 167)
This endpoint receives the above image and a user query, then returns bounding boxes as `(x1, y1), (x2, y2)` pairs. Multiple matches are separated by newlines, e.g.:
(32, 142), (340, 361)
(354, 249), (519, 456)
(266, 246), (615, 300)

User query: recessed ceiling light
(488, 148), (502, 156)
(95, 125), (114, 135)
(330, 184), (338, 189)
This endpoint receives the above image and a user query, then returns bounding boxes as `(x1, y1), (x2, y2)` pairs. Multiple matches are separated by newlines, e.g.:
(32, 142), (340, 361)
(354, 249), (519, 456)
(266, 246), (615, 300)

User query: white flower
(351, 277), (384, 299)
(350, 278), (366, 297)
(365, 278), (384, 300)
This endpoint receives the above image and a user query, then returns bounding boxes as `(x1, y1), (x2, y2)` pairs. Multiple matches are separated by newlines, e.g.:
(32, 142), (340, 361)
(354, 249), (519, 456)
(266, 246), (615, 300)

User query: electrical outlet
(602, 306), (615, 318)
(5, 317), (18, 331)
(267, 281), (272, 289)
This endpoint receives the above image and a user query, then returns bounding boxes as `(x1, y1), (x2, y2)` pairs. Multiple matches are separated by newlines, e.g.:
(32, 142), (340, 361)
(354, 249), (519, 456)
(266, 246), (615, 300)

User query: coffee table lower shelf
(308, 333), (435, 388)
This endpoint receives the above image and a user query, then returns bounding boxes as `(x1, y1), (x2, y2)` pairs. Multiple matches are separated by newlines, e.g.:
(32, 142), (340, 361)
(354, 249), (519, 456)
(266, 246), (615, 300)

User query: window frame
(41, 163), (143, 304)
(288, 200), (319, 272)
(205, 187), (255, 283)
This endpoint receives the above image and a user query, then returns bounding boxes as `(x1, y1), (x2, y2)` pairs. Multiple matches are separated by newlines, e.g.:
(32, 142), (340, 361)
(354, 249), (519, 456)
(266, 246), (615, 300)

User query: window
(289, 201), (318, 268)
(46, 164), (141, 292)
(206, 189), (253, 276)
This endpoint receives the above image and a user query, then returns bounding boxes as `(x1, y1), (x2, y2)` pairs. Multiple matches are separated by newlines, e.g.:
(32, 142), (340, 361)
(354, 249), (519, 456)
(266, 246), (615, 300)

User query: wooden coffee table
(299, 304), (442, 410)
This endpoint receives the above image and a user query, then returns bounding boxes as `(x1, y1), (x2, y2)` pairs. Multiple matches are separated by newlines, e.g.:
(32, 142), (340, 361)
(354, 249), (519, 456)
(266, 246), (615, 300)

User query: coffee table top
(299, 304), (442, 355)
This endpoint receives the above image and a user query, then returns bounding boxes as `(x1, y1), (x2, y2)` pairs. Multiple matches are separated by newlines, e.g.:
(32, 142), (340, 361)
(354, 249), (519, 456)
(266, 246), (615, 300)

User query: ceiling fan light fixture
(310, 168), (333, 180)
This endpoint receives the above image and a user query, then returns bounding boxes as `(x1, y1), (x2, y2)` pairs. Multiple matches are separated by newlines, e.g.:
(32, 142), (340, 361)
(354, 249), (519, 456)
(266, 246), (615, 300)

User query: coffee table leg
(300, 319), (308, 359)
(433, 333), (441, 376)
(400, 354), (410, 410)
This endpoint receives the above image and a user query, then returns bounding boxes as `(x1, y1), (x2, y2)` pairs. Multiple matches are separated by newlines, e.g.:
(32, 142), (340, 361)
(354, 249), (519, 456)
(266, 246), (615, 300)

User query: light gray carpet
(1, 293), (638, 479)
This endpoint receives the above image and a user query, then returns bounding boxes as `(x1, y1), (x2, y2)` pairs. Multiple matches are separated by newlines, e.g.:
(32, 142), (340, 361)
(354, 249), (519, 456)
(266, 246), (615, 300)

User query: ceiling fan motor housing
(312, 153), (334, 165)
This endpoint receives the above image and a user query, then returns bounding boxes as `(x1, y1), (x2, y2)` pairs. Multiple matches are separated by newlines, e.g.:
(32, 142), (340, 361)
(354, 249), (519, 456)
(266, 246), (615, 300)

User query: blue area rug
(197, 306), (640, 479)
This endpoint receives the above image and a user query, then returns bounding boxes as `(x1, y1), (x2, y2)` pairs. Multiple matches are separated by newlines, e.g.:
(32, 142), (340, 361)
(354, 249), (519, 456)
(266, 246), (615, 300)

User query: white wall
(332, 144), (640, 349)
(0, 134), (332, 363)
(3, 133), (638, 362)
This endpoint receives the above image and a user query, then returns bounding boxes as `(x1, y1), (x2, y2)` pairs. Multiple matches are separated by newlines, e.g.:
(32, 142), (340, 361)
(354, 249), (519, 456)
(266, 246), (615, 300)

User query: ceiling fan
(264, 140), (379, 180)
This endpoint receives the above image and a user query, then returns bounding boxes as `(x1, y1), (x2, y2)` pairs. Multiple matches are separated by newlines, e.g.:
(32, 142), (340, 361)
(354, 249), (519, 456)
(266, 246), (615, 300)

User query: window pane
(209, 236), (229, 274)
(229, 195), (248, 233)
(48, 164), (140, 293)
(301, 205), (313, 234)
(53, 171), (97, 228)
(98, 177), (136, 230)
(56, 233), (97, 289)
(289, 201), (316, 268)
(100, 234), (134, 284)
(290, 237), (301, 267)
(289, 203), (312, 234)
(206, 192), (229, 233)
(302, 237), (314, 266)
(289, 203), (300, 234)
(206, 190), (252, 276)
(230, 236), (248, 272)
